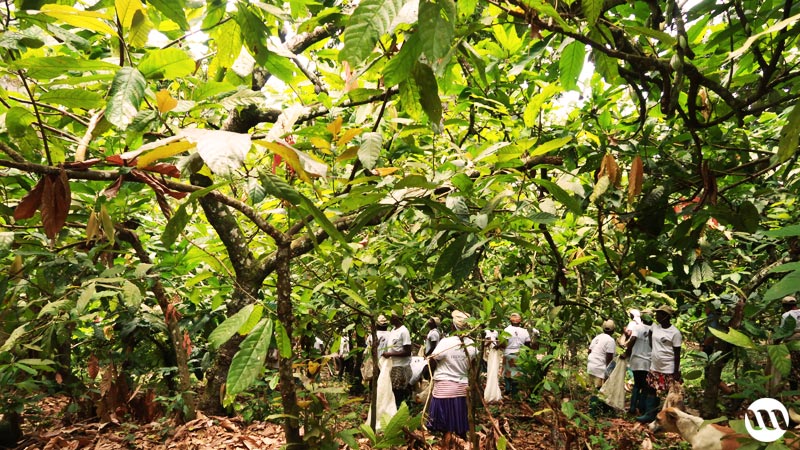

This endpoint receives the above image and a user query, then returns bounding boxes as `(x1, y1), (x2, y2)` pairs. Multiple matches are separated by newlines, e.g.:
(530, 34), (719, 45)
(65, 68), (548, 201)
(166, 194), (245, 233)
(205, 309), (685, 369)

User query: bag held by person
(484, 348), (503, 403)
(599, 358), (627, 410)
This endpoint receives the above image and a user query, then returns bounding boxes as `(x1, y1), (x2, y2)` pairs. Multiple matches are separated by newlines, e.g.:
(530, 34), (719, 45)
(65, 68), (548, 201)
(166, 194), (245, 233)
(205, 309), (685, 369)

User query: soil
(8, 391), (686, 450)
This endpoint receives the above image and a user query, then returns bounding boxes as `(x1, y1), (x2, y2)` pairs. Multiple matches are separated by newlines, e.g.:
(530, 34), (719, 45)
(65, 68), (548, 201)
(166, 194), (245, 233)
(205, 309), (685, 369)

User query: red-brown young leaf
(131, 170), (187, 199)
(142, 163), (181, 178)
(103, 176), (124, 199)
(88, 354), (100, 380)
(182, 330), (192, 357)
(40, 170), (71, 240)
(628, 155), (644, 203)
(13, 177), (46, 220)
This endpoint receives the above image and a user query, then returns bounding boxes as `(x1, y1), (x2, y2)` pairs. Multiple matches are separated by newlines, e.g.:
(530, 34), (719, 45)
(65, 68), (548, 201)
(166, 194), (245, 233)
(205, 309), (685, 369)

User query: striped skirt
(427, 380), (469, 437)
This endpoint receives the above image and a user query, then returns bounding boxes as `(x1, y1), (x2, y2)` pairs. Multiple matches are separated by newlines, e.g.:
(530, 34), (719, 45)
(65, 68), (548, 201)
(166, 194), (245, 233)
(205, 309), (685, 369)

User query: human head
(629, 309), (641, 320)
(602, 319), (615, 333)
(376, 314), (389, 330)
(452, 310), (470, 330)
(509, 312), (522, 325)
(653, 305), (675, 324)
(390, 313), (403, 327)
(428, 317), (441, 329)
(782, 295), (797, 310)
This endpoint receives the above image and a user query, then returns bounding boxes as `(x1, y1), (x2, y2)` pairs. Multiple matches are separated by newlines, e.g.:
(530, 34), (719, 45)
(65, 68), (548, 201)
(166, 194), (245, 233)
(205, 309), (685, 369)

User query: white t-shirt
(781, 310), (800, 331)
(502, 325), (531, 356)
(387, 325), (412, 367)
(485, 330), (499, 349)
(425, 328), (442, 355)
(629, 324), (652, 372)
(650, 323), (682, 373)
(587, 333), (615, 378)
(337, 336), (350, 357)
(366, 330), (391, 357)
(431, 336), (477, 383)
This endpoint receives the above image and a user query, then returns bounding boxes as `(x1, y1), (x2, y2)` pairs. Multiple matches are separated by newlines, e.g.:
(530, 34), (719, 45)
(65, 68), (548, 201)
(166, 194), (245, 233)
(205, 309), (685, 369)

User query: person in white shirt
(499, 312), (533, 397)
(637, 304), (682, 423)
(426, 310), (477, 446)
(587, 320), (616, 389)
(621, 314), (651, 415)
(779, 295), (800, 389)
(382, 314), (412, 407)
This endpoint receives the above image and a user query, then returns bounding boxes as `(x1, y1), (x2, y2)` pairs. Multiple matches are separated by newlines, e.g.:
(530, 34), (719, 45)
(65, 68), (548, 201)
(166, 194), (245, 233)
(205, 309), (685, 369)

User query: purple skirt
(427, 396), (469, 437)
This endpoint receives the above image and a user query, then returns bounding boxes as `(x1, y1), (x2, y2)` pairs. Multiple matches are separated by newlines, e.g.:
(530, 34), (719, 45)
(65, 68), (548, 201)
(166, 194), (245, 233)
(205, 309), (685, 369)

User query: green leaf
(418, 0), (456, 68)
(213, 19), (243, 69)
(263, 52), (297, 84)
(39, 89), (104, 109)
(433, 234), (467, 279)
(340, 0), (408, 66)
(38, 299), (72, 318)
(383, 33), (422, 87)
(765, 224), (800, 237)
(225, 318), (273, 404)
(105, 67), (146, 129)
(530, 178), (582, 215)
(138, 48), (196, 79)
(377, 402), (411, 447)
(6, 107), (37, 137)
(559, 40), (585, 91)
(624, 26), (677, 46)
(260, 172), (303, 205)
(708, 327), (756, 349)
(767, 344), (791, 377)
(121, 280), (142, 309)
(412, 62), (442, 128)
(275, 320), (292, 358)
(520, 0), (574, 31)
(147, 0), (189, 30)
(0, 325), (26, 353)
(162, 201), (191, 247)
(358, 132), (382, 170)
(12, 57), (118, 79)
(208, 304), (256, 349)
(235, 2), (271, 66)
(582, 0), (602, 24)
(127, 9), (152, 48)
(297, 194), (350, 247)
(776, 103), (800, 164)
(338, 429), (359, 449)
(523, 84), (561, 128)
(764, 271), (800, 302)
(530, 136), (573, 157)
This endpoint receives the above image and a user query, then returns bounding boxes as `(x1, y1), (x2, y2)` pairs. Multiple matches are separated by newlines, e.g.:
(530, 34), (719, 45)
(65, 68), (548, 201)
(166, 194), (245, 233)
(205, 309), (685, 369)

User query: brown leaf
(142, 163), (181, 178)
(40, 170), (71, 240)
(627, 155), (644, 203)
(86, 212), (101, 241)
(13, 177), (46, 220)
(103, 176), (124, 199)
(597, 153), (620, 188)
(88, 354), (99, 380)
(182, 330), (192, 357)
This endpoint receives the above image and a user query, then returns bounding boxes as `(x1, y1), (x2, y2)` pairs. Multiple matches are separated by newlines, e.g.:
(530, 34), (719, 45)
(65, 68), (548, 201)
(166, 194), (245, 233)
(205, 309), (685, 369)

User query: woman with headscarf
(426, 310), (477, 447)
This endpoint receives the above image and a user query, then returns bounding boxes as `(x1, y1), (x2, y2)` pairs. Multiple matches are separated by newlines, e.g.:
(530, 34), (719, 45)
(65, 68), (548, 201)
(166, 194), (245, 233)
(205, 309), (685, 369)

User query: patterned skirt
(427, 380), (469, 437)
(503, 352), (521, 378)
(646, 371), (678, 394)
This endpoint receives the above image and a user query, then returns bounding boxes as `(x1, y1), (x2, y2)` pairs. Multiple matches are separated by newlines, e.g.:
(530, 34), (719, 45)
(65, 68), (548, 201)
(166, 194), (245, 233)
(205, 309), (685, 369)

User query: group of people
(587, 305), (683, 422)
(363, 311), (538, 444)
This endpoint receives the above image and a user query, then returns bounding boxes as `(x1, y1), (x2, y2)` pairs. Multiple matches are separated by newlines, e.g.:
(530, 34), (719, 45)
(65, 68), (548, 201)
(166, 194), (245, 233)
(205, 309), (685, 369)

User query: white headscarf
(452, 310), (470, 329)
(628, 309), (642, 325)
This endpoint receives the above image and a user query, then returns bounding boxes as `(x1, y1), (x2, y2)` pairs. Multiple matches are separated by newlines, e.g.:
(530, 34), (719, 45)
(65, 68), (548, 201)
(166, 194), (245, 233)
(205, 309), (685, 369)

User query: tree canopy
(1, 0), (799, 447)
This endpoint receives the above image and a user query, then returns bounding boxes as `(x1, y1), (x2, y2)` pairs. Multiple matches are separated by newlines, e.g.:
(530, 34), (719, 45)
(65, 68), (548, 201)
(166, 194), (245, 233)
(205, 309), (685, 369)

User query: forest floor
(9, 387), (688, 450)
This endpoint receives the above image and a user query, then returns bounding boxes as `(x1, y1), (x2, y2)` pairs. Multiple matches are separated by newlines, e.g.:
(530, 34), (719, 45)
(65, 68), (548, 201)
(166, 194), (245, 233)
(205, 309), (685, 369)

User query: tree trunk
(275, 243), (304, 448)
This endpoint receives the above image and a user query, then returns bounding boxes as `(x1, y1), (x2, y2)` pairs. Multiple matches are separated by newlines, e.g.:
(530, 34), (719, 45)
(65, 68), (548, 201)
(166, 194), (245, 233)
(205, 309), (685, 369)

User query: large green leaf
(213, 19), (243, 69)
(147, 0), (189, 30)
(559, 40), (585, 91)
(383, 33), (422, 87)
(433, 234), (468, 279)
(39, 89), (104, 109)
(775, 103), (800, 164)
(339, 0), (408, 66)
(418, 0), (456, 68)
(708, 327), (756, 349)
(138, 48), (196, 79)
(530, 178), (583, 215)
(224, 318), (273, 405)
(12, 57), (118, 79)
(208, 304), (256, 349)
(162, 201), (191, 247)
(105, 67), (146, 129)
(763, 271), (800, 302)
(260, 172), (303, 205)
(582, 0), (602, 24)
(767, 344), (791, 377)
(412, 62), (442, 128)
(6, 107), (36, 137)
(275, 320), (292, 358)
(235, 2), (271, 66)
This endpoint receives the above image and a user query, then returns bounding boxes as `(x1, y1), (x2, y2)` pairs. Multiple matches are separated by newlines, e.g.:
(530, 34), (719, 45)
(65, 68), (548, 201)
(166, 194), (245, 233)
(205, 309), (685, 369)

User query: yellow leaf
(373, 167), (400, 176)
(307, 361), (320, 375)
(337, 127), (364, 148)
(156, 89), (178, 114)
(327, 116), (343, 139)
(628, 155), (644, 203)
(115, 0), (144, 28)
(127, 9), (152, 48)
(310, 137), (331, 154)
(41, 5), (115, 35)
(296, 399), (312, 409)
(254, 140), (311, 184)
(336, 146), (359, 163)
(136, 140), (194, 168)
